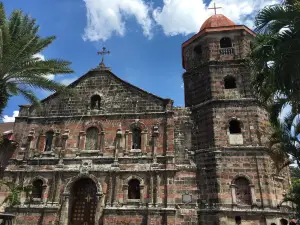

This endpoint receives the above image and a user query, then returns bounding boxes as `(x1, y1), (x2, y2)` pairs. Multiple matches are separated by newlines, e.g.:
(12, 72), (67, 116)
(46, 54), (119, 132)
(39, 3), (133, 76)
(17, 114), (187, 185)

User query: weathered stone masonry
(2, 14), (292, 225)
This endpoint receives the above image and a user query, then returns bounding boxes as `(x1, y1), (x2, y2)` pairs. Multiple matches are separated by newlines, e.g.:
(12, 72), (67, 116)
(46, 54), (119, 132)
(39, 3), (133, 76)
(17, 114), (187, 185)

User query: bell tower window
(224, 76), (237, 89)
(132, 128), (141, 149)
(220, 37), (232, 48)
(91, 95), (101, 110)
(229, 120), (241, 134)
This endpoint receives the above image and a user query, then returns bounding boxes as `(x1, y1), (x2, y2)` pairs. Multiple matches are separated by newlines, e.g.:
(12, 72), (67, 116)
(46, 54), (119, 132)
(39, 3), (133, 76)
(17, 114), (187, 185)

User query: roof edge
(39, 69), (172, 105)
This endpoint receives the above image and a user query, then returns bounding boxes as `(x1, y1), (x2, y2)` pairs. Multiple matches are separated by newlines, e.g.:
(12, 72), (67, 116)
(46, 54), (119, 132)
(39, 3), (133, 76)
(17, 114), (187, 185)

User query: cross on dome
(208, 2), (222, 15)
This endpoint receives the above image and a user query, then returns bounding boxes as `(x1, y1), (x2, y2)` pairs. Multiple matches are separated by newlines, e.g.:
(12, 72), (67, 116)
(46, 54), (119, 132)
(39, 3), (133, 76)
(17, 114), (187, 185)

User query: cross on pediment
(97, 47), (110, 68)
(208, 2), (222, 15)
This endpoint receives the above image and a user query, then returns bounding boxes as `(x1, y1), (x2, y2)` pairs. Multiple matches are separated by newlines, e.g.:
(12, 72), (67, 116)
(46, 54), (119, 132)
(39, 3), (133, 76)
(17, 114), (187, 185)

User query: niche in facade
(128, 179), (141, 200)
(45, 131), (54, 151)
(91, 95), (101, 110)
(31, 179), (43, 200)
(132, 128), (141, 149)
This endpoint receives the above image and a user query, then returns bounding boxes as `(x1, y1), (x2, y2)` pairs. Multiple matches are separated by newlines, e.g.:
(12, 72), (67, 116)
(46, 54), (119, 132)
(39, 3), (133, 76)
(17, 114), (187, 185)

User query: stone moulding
(103, 207), (176, 214)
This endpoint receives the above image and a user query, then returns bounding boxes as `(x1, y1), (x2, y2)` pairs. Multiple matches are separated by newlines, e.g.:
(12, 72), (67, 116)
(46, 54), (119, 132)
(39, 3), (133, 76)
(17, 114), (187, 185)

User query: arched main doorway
(70, 178), (97, 225)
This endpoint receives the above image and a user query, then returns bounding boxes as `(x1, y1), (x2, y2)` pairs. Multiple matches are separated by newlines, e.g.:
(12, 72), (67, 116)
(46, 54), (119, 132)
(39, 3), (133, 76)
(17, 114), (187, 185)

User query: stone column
(99, 131), (105, 156)
(61, 131), (69, 151)
(108, 174), (113, 206)
(95, 194), (103, 225)
(230, 184), (237, 206)
(112, 174), (119, 206)
(124, 130), (129, 156)
(250, 184), (257, 206)
(141, 130), (147, 155)
(128, 131), (132, 150)
(79, 131), (86, 150)
(43, 185), (50, 204)
(114, 128), (122, 165)
(54, 173), (62, 203)
(155, 173), (160, 206)
(39, 133), (46, 152)
(53, 130), (61, 150)
(25, 129), (35, 159)
(59, 195), (70, 225)
(123, 184), (128, 204)
(149, 174), (154, 207)
(140, 184), (145, 205)
(152, 126), (159, 164)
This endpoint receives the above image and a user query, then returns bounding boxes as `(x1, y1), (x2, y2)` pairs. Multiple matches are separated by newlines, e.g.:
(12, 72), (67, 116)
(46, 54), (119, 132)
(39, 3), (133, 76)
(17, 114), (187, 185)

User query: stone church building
(1, 14), (292, 225)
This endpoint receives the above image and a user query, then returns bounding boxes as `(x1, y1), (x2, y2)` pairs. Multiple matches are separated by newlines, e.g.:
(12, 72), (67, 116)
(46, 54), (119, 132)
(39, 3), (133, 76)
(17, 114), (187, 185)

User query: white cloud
(153, 0), (281, 36)
(82, 0), (153, 41)
(33, 53), (55, 80)
(3, 111), (19, 123)
(59, 77), (78, 85)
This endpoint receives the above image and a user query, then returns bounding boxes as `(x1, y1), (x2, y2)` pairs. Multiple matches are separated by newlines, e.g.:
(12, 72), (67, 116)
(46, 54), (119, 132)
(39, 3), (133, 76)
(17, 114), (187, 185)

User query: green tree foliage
(0, 2), (74, 116)
(269, 112), (300, 168)
(248, 0), (300, 164)
(249, 0), (300, 214)
(285, 169), (300, 217)
(249, 0), (300, 118)
(290, 167), (300, 179)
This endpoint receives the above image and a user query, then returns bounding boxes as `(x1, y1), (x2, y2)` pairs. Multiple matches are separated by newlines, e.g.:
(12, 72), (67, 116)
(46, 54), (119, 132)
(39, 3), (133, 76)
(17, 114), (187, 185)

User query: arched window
(32, 179), (43, 199)
(45, 131), (54, 151)
(91, 95), (101, 110)
(220, 37), (232, 48)
(132, 128), (141, 149)
(194, 45), (202, 55)
(224, 76), (237, 89)
(85, 127), (99, 150)
(229, 120), (241, 134)
(235, 177), (251, 205)
(128, 179), (140, 199)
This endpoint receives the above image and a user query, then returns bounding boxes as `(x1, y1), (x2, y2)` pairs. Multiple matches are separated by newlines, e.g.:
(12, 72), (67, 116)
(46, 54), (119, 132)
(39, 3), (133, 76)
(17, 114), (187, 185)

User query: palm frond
(0, 2), (75, 115)
(0, 2), (6, 27)
(255, 5), (290, 33)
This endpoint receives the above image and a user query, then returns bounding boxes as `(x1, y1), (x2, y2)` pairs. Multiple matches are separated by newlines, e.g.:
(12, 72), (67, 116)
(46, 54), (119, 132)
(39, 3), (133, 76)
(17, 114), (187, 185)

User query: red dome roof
(200, 14), (236, 31)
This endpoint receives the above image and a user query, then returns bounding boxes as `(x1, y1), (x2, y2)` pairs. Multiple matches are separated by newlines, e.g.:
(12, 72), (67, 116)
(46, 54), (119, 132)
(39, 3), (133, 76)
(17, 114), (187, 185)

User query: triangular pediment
(29, 69), (172, 117)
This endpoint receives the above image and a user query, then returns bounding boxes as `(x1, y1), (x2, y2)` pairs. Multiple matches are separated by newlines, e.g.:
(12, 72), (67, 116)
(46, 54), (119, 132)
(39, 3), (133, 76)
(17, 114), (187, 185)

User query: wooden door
(71, 179), (97, 225)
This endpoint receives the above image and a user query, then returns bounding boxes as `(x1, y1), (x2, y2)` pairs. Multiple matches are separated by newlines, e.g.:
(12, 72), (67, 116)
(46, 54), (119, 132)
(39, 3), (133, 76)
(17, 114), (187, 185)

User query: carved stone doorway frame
(59, 174), (103, 225)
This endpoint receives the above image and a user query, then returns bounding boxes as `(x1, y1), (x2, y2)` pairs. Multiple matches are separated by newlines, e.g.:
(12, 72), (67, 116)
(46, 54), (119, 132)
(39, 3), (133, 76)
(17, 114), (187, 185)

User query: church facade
(2, 14), (292, 225)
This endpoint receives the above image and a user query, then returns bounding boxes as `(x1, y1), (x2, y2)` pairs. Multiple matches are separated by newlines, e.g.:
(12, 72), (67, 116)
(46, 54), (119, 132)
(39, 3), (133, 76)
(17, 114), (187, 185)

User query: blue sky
(1, 0), (280, 122)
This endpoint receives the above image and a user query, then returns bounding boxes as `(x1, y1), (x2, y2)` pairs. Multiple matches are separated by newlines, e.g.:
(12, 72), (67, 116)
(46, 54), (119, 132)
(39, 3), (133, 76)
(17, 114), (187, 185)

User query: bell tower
(182, 13), (291, 225)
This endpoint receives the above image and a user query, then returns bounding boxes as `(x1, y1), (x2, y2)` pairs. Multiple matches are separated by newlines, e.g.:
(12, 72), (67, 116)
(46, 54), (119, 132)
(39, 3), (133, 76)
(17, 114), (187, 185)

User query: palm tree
(249, 0), (300, 117)
(0, 2), (74, 116)
(267, 111), (300, 169)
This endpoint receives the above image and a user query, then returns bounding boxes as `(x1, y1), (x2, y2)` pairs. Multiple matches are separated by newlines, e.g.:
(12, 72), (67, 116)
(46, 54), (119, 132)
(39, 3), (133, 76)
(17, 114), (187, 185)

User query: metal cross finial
(97, 47), (110, 66)
(208, 2), (222, 15)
